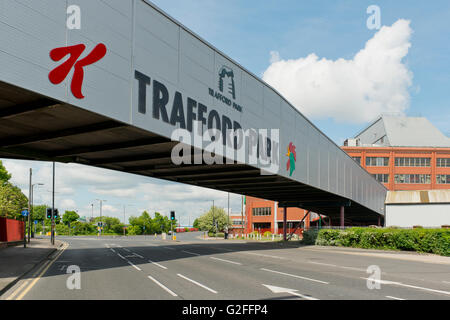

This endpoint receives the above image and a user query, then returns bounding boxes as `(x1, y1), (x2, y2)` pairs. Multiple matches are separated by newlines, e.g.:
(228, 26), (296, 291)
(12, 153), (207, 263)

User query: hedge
(301, 227), (450, 256)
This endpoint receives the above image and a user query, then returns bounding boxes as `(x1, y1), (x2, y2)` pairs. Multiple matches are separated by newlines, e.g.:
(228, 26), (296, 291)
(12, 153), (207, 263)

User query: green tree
(62, 210), (80, 226)
(0, 160), (11, 183)
(92, 216), (123, 234)
(128, 211), (175, 235)
(197, 206), (231, 233)
(32, 204), (47, 221)
(0, 182), (28, 218)
(193, 218), (199, 229)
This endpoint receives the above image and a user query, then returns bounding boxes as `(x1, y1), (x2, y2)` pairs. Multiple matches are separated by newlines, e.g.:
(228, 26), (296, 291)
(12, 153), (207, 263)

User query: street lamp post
(31, 182), (44, 239)
(95, 199), (107, 236)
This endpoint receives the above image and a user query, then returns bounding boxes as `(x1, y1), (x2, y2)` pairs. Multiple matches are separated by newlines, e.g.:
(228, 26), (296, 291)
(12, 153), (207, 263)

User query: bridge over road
(0, 0), (386, 225)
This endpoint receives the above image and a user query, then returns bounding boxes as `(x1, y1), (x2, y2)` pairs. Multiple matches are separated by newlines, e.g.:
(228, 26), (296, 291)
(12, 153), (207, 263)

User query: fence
(0, 217), (24, 242)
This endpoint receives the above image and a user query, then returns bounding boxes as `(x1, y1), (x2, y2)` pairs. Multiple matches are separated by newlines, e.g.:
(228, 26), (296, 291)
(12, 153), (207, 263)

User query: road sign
(21, 210), (28, 217)
(34, 220), (38, 225)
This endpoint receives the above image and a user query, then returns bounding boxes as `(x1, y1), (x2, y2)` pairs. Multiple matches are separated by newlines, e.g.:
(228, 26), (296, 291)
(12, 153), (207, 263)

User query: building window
(352, 157), (361, 164)
(437, 158), (450, 167)
(394, 174), (431, 184)
(366, 157), (389, 166)
(253, 223), (271, 230)
(232, 220), (243, 225)
(395, 157), (431, 167)
(436, 175), (450, 184)
(372, 174), (389, 183)
(252, 207), (272, 216)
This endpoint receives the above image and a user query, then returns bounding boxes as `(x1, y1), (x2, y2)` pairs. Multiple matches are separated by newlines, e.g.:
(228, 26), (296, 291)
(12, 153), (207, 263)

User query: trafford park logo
(218, 65), (236, 99)
(286, 142), (296, 176)
(208, 65), (243, 113)
(48, 43), (107, 99)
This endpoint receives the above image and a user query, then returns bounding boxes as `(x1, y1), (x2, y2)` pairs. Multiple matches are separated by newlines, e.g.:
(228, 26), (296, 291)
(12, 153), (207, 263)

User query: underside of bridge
(0, 81), (382, 225)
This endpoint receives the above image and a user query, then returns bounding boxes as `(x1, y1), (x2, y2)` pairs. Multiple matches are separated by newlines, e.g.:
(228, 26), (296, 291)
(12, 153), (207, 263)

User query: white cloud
(60, 199), (77, 210)
(262, 19), (413, 123)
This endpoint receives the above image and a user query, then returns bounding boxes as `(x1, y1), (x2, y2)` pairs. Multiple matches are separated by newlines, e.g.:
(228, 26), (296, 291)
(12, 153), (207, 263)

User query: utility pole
(212, 200), (215, 236)
(27, 168), (32, 243)
(31, 182), (43, 239)
(51, 162), (55, 245)
(241, 195), (244, 236)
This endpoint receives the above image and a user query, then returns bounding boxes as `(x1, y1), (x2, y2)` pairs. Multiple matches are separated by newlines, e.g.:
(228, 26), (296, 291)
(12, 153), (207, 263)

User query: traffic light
(46, 208), (59, 219)
(170, 211), (175, 221)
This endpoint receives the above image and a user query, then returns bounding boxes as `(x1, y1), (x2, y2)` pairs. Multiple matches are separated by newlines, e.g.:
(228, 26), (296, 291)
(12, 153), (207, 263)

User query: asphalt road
(3, 232), (450, 300)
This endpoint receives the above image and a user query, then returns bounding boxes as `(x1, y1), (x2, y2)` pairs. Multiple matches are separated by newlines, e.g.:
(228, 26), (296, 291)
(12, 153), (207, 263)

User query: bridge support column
(283, 207), (287, 241)
(340, 206), (345, 228)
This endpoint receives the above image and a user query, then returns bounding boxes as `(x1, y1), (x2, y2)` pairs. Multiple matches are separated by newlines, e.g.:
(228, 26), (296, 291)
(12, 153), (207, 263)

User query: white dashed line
(386, 296), (405, 300)
(147, 275), (177, 297)
(177, 274), (218, 294)
(210, 257), (242, 265)
(148, 259), (168, 270)
(127, 260), (142, 271)
(117, 253), (126, 260)
(240, 252), (286, 260)
(182, 250), (200, 256)
(361, 278), (450, 296)
(261, 268), (329, 284)
(163, 247), (176, 250)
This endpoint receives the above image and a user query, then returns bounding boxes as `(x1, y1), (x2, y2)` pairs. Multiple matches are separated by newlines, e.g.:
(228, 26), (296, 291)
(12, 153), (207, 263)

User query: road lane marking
(117, 253), (126, 260)
(182, 250), (200, 256)
(263, 284), (319, 300)
(163, 247), (176, 250)
(6, 280), (30, 300)
(132, 252), (144, 259)
(147, 275), (177, 297)
(127, 261), (142, 271)
(15, 242), (69, 300)
(361, 278), (450, 296)
(308, 261), (337, 267)
(210, 257), (242, 265)
(261, 268), (329, 284)
(110, 248), (116, 253)
(386, 296), (405, 300)
(177, 274), (218, 294)
(240, 252), (287, 260)
(309, 261), (366, 272)
(148, 259), (168, 270)
(123, 248), (131, 252)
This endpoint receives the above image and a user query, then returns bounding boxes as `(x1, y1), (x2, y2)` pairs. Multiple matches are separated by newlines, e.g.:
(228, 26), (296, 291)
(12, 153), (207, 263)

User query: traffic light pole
(28, 168), (32, 244)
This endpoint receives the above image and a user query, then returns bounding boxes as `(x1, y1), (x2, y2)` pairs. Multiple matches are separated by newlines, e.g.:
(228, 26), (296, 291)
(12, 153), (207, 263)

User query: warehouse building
(385, 190), (450, 228)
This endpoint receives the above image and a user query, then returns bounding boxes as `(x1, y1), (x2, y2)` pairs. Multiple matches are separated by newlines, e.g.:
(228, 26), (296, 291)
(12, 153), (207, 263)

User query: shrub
(300, 227), (450, 256)
(263, 231), (272, 237)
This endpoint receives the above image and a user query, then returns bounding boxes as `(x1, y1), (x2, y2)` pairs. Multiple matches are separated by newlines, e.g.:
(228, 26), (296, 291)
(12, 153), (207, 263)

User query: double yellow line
(6, 241), (69, 300)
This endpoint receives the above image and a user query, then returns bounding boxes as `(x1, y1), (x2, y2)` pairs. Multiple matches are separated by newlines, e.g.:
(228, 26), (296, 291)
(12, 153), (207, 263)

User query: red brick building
(242, 116), (450, 232)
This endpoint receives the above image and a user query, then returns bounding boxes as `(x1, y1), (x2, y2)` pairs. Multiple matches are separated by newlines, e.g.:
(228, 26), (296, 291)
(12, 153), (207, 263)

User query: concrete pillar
(283, 206), (287, 241)
(378, 216), (381, 227)
(340, 206), (345, 228)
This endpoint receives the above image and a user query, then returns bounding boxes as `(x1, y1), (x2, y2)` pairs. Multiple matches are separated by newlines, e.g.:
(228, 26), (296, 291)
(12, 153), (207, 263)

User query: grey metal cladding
(0, 0), (386, 214)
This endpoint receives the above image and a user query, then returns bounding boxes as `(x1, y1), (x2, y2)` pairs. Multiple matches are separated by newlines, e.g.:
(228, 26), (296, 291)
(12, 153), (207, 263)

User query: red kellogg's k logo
(49, 43), (107, 99)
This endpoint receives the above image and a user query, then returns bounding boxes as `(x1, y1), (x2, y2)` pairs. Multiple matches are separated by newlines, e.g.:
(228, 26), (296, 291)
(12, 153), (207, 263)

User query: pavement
(0, 237), (63, 295)
(1, 232), (449, 300)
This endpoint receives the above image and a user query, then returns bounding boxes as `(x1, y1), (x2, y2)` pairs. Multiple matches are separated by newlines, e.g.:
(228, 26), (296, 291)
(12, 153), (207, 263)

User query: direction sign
(21, 210), (28, 217)
(34, 220), (38, 225)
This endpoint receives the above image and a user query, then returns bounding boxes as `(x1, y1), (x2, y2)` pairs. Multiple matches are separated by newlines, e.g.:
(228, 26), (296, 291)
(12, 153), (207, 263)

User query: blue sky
(2, 1), (449, 224)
